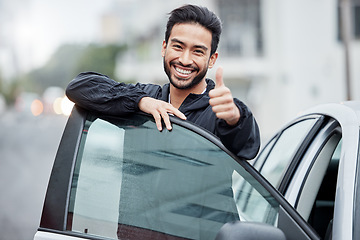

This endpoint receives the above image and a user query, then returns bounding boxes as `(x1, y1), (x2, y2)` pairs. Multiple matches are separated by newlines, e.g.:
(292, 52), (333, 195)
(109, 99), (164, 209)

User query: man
(66, 4), (260, 160)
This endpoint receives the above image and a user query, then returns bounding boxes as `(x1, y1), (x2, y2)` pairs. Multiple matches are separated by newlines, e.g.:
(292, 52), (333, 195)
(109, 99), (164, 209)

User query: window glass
(305, 137), (341, 238)
(67, 118), (125, 239)
(337, 0), (360, 40)
(254, 118), (319, 188)
(67, 114), (280, 240)
(252, 136), (277, 167)
(218, 0), (263, 57)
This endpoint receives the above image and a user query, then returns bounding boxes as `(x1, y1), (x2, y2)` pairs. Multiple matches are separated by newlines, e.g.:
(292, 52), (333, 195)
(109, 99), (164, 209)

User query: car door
(34, 106), (320, 240)
(253, 115), (342, 239)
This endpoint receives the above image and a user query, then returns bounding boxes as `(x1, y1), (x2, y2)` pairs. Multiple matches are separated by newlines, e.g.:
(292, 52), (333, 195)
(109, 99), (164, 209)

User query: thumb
(215, 66), (224, 88)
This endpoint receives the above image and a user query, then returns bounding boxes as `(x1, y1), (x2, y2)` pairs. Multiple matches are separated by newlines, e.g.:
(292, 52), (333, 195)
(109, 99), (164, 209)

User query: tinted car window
(67, 114), (280, 240)
(254, 118), (319, 188)
(294, 130), (341, 239)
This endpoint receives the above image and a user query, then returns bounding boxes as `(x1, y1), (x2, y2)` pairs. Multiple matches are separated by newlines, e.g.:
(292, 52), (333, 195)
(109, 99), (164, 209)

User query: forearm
(66, 72), (148, 115)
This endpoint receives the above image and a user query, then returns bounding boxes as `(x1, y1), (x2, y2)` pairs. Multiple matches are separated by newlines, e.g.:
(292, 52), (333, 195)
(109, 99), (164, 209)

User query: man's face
(162, 23), (218, 90)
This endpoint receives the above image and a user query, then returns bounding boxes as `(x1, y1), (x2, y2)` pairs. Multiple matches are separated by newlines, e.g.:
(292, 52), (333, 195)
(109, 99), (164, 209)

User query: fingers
(138, 97), (186, 131)
(209, 67), (241, 126)
(210, 66), (228, 99)
(155, 104), (186, 131)
(209, 85), (231, 99)
(210, 97), (234, 111)
(159, 108), (172, 131)
(152, 112), (164, 131)
(209, 93), (234, 118)
(211, 102), (237, 119)
(149, 109), (171, 131)
(215, 66), (224, 88)
(171, 108), (187, 120)
(149, 107), (172, 131)
(210, 94), (240, 126)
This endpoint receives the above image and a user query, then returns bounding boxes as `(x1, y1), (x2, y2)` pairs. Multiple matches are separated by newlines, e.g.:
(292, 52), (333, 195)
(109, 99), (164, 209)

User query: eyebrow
(170, 38), (208, 51)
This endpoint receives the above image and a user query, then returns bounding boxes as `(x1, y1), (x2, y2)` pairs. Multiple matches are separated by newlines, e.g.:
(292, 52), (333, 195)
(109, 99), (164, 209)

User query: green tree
(21, 43), (126, 94)
(73, 44), (126, 80)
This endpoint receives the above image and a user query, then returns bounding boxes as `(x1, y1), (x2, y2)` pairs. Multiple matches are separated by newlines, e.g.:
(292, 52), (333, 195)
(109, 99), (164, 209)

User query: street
(0, 110), (68, 240)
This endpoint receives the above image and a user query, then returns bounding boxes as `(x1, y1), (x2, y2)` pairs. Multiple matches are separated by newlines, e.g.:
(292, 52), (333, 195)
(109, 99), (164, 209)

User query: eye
(194, 49), (205, 55)
(173, 44), (182, 50)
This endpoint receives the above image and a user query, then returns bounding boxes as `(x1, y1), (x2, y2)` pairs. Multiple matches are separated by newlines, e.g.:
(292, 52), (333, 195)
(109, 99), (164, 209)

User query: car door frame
(36, 105), (321, 240)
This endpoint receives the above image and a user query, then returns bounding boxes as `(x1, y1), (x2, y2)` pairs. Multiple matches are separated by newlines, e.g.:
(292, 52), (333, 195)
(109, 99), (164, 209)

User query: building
(102, 0), (359, 138)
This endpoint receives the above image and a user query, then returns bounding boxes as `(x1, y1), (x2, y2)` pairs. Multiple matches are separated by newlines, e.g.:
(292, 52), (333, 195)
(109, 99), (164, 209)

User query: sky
(0, 0), (206, 80)
(1, 0), (115, 78)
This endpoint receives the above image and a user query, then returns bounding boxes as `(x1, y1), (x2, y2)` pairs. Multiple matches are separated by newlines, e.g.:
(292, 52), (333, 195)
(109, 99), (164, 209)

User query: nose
(178, 50), (193, 66)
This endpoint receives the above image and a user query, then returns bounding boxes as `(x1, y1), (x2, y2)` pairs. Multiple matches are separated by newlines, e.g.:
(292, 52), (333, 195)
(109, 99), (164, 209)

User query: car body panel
(34, 231), (86, 240)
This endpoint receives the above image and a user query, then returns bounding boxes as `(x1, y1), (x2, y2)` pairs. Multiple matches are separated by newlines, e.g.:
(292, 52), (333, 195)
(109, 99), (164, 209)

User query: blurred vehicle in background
(42, 86), (65, 114)
(15, 92), (43, 116)
(43, 86), (74, 116)
(14, 87), (74, 117)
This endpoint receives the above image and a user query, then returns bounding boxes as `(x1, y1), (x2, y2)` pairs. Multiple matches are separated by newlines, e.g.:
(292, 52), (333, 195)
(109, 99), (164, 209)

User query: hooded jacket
(66, 72), (260, 160)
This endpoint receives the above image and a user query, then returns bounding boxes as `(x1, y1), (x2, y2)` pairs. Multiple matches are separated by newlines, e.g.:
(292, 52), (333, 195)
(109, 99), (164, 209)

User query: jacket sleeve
(66, 72), (155, 115)
(215, 99), (260, 160)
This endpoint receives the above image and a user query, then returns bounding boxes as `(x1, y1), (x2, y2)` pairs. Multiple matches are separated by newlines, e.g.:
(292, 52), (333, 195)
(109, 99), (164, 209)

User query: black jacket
(66, 72), (260, 160)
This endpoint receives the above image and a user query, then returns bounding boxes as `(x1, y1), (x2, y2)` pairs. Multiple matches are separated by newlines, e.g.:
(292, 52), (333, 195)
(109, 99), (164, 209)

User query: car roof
(300, 101), (360, 127)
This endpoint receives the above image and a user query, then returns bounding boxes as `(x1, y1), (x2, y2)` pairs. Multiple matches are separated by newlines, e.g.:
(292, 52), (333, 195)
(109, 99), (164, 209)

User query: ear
(208, 52), (218, 69)
(161, 40), (167, 57)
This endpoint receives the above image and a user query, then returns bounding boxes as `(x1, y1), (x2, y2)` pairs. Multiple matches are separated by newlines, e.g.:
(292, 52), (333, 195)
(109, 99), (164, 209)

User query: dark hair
(165, 4), (222, 56)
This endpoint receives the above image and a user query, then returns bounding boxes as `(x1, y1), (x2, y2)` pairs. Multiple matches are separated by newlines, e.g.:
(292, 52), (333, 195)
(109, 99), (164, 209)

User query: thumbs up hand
(209, 67), (240, 126)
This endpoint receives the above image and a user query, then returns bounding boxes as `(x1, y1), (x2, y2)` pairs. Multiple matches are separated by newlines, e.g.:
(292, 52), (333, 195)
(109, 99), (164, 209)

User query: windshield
(67, 113), (280, 240)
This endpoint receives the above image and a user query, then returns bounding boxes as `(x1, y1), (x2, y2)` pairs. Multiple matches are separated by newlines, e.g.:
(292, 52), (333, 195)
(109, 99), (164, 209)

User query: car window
(300, 135), (341, 239)
(254, 118), (320, 188)
(66, 114), (281, 240)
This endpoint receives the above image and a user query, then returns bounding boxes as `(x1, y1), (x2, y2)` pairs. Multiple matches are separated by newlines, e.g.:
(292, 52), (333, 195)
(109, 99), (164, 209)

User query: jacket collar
(161, 78), (215, 112)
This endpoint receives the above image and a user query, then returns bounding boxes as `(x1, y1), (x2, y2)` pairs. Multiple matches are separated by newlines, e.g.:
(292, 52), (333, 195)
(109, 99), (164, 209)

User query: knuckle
(225, 95), (233, 103)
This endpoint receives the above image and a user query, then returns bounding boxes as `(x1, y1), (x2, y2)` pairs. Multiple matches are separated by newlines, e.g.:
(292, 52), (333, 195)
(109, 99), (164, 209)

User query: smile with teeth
(175, 66), (193, 75)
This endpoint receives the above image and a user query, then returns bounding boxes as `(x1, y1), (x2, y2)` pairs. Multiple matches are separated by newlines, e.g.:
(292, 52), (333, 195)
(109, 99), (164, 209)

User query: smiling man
(66, 4), (260, 160)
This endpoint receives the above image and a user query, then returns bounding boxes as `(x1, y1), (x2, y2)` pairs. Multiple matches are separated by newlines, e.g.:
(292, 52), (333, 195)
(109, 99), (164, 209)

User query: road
(0, 110), (68, 240)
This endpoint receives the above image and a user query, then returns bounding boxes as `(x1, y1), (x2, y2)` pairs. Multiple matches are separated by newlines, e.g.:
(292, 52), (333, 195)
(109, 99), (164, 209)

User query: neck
(170, 80), (207, 109)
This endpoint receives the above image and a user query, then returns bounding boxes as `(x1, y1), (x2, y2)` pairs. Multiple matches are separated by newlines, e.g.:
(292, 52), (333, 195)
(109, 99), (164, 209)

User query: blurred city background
(0, 0), (359, 239)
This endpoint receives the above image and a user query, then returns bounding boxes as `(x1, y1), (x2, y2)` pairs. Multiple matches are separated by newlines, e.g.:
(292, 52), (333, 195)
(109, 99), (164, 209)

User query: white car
(34, 101), (360, 240)
(252, 101), (360, 240)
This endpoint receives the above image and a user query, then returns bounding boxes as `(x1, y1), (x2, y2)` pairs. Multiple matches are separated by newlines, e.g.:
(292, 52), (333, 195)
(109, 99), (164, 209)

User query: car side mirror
(215, 221), (286, 240)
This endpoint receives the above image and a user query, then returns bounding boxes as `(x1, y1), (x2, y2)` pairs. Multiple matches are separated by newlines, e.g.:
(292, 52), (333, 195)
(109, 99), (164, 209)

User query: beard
(163, 58), (208, 90)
